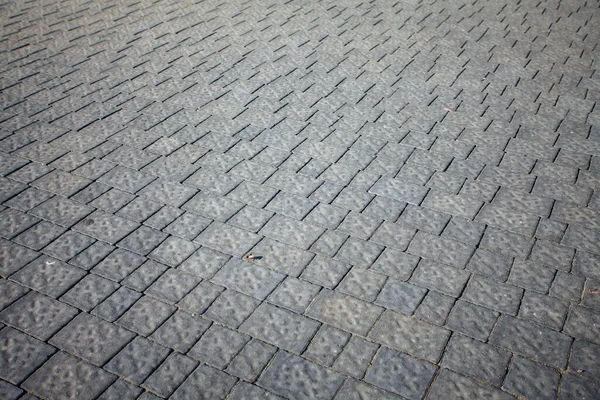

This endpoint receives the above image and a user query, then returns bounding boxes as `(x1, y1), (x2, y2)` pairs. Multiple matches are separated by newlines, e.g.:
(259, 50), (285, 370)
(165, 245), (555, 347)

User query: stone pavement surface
(0, 0), (600, 398)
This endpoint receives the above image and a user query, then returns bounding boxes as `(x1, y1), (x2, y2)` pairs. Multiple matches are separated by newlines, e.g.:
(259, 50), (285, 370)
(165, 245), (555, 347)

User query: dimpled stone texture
(104, 337), (170, 384)
(170, 364), (237, 400)
(92, 287), (142, 322)
(228, 382), (285, 400)
(335, 379), (404, 400)
(212, 258), (285, 300)
(258, 351), (345, 400)
(333, 336), (379, 379)
(570, 339), (600, 384)
(60, 274), (119, 311)
(462, 275), (523, 315)
(0, 380), (23, 400)
(0, 327), (56, 384)
(447, 300), (499, 341)
(375, 279), (428, 314)
(226, 339), (278, 381)
(0, 279), (29, 311)
(267, 277), (320, 313)
(410, 259), (471, 297)
(116, 296), (176, 336)
(240, 303), (320, 353)
(0, 292), (78, 340)
(188, 324), (250, 368)
(146, 269), (201, 303)
(369, 311), (451, 363)
(150, 311), (211, 353)
(49, 313), (135, 366)
(97, 379), (143, 400)
(73, 211), (139, 244)
(303, 324), (351, 367)
(502, 356), (560, 400)
(196, 223), (262, 258)
(22, 352), (116, 400)
(0, 239), (39, 277)
(366, 347), (437, 400)
(148, 236), (198, 267)
(204, 289), (260, 328)
(408, 231), (475, 268)
(428, 369), (515, 400)
(306, 290), (384, 336)
(490, 315), (572, 368)
(563, 306), (600, 345)
(142, 353), (198, 398)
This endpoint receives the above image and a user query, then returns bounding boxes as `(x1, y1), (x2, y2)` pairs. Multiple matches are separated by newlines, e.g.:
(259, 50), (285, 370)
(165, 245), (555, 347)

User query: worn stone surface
(0, 0), (598, 396)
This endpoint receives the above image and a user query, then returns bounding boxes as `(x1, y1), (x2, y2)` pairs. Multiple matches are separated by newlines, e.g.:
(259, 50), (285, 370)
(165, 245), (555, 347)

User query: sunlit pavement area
(1, 0), (600, 398)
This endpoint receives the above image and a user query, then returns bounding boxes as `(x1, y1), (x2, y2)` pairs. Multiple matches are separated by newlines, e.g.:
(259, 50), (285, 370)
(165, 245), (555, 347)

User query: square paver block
(49, 313), (135, 366)
(503, 356), (560, 400)
(240, 303), (321, 353)
(171, 364), (237, 400)
(226, 339), (278, 381)
(73, 210), (139, 244)
(0, 327), (55, 384)
(146, 269), (201, 303)
(150, 310), (211, 353)
(188, 324), (250, 368)
(11, 256), (86, 298)
(0, 292), (78, 340)
(305, 290), (384, 336)
(247, 238), (315, 277)
(366, 347), (437, 400)
(178, 246), (231, 279)
(142, 353), (198, 398)
(369, 310), (451, 363)
(149, 236), (198, 267)
(104, 337), (170, 384)
(258, 351), (345, 400)
(267, 277), (320, 313)
(410, 259), (471, 297)
(59, 273), (119, 312)
(196, 222), (262, 257)
(462, 275), (524, 315)
(204, 289), (260, 328)
(212, 258), (285, 300)
(116, 296), (176, 336)
(96, 379), (143, 400)
(428, 369), (515, 400)
(490, 315), (572, 368)
(446, 300), (499, 341)
(22, 352), (116, 400)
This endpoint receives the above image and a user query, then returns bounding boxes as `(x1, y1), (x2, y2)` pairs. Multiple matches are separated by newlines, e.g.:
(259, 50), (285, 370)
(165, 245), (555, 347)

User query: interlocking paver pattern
(0, 0), (600, 397)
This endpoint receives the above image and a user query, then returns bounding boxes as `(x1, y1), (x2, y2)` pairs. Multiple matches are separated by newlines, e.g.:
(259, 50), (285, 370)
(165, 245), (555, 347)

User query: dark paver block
(0, 327), (55, 384)
(104, 336), (170, 384)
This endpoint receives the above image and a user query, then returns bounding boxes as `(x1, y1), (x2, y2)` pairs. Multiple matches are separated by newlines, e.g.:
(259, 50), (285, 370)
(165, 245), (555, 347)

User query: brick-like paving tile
(1, 0), (600, 398)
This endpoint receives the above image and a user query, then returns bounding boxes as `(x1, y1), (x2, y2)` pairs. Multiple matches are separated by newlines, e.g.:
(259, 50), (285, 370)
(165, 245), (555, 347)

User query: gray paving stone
(196, 222), (262, 258)
(573, 251), (600, 280)
(306, 289), (383, 336)
(69, 241), (114, 271)
(178, 246), (231, 279)
(97, 379), (143, 400)
(447, 300), (499, 341)
(408, 231), (475, 269)
(116, 296), (176, 336)
(42, 231), (95, 261)
(13, 220), (65, 250)
(303, 324), (351, 367)
(332, 335), (379, 379)
(228, 205), (273, 233)
(142, 353), (198, 398)
(508, 260), (556, 293)
(31, 170), (91, 197)
(0, 326), (55, 384)
(228, 382), (284, 400)
(563, 306), (600, 345)
(336, 237), (384, 268)
(29, 196), (94, 227)
(188, 324), (250, 368)
(503, 356), (560, 400)
(336, 267), (386, 302)
(466, 249), (513, 282)
(204, 289), (260, 328)
(240, 303), (320, 353)
(171, 364), (237, 400)
(213, 258), (285, 300)
(462, 275), (523, 315)
(22, 351), (116, 400)
(104, 336), (170, 385)
(310, 230), (348, 258)
(0, 379), (24, 400)
(519, 291), (569, 330)
(370, 248), (419, 281)
(258, 351), (344, 400)
(480, 227), (535, 259)
(570, 339), (600, 384)
(423, 191), (484, 220)
(558, 373), (600, 400)
(550, 271), (585, 301)
(150, 310), (211, 353)
(177, 281), (224, 314)
(148, 236), (198, 267)
(375, 279), (427, 314)
(0, 279), (28, 311)
(369, 221), (416, 251)
(0, 208), (40, 239)
(226, 339), (278, 382)
(260, 215), (325, 250)
(60, 274), (119, 312)
(11, 256), (86, 298)
(121, 260), (169, 292)
(267, 276), (320, 313)
(98, 166), (155, 194)
(117, 226), (168, 256)
(490, 315), (572, 368)
(73, 211), (139, 244)
(411, 259), (471, 297)
(146, 269), (201, 303)
(369, 176), (429, 205)
(369, 310), (451, 363)
(92, 249), (146, 282)
(0, 240), (39, 278)
(428, 369), (515, 400)
(414, 290), (456, 326)
(182, 192), (244, 222)
(143, 206), (184, 230)
(49, 313), (134, 366)
(365, 347), (437, 400)
(92, 287), (142, 322)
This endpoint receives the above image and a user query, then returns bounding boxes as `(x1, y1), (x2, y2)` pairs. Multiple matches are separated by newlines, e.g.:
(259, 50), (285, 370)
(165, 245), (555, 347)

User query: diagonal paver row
(0, 0), (599, 398)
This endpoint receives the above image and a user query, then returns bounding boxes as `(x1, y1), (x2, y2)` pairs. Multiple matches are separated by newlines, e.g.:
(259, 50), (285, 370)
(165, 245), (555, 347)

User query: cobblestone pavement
(1, 0), (600, 398)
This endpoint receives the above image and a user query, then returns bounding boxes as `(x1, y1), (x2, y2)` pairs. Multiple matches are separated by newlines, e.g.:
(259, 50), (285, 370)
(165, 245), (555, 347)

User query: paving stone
(116, 296), (176, 336)
(331, 186), (372, 211)
(143, 206), (184, 230)
(466, 249), (513, 282)
(142, 353), (198, 398)
(310, 230), (348, 258)
(150, 310), (211, 353)
(335, 267), (385, 302)
(335, 237), (384, 268)
(362, 195), (407, 222)
(98, 166), (155, 194)
(117, 225), (169, 258)
(178, 246), (231, 279)
(573, 251), (600, 280)
(398, 204), (450, 235)
(530, 239), (576, 272)
(104, 336), (170, 385)
(146, 269), (201, 303)
(0, 326), (55, 384)
(97, 379), (143, 400)
(212, 258), (285, 300)
(332, 335), (379, 379)
(177, 281), (224, 314)
(31, 170), (91, 197)
(226, 339), (278, 381)
(508, 260), (556, 293)
(375, 279), (427, 314)
(0, 279), (28, 311)
(428, 369), (515, 400)
(408, 231), (475, 268)
(0, 208), (40, 239)
(196, 222), (262, 258)
(369, 176), (429, 205)
(60, 274), (119, 312)
(260, 215), (325, 249)
(411, 259), (471, 297)
(258, 351), (344, 400)
(170, 364), (237, 400)
(116, 197), (163, 223)
(519, 291), (569, 330)
(240, 303), (320, 353)
(13, 220), (66, 250)
(49, 313), (134, 366)
(563, 306), (600, 345)
(0, 380), (23, 400)
(188, 324), (250, 368)
(303, 324), (351, 367)
(228, 205), (273, 233)
(414, 290), (456, 326)
(69, 241), (114, 271)
(73, 211), (139, 244)
(480, 227), (535, 259)
(42, 231), (95, 261)
(148, 236), (197, 267)
(306, 289), (383, 336)
(423, 191), (484, 220)
(558, 373), (600, 400)
(365, 347), (437, 400)
(11, 256), (86, 298)
(550, 271), (585, 301)
(92, 287), (142, 322)
(503, 356), (560, 400)
(267, 276), (320, 313)
(182, 192), (244, 222)
(92, 249), (146, 282)
(369, 221), (416, 251)
(121, 260), (169, 292)
(22, 351), (116, 400)
(442, 334), (511, 386)
(570, 339), (600, 384)
(334, 379), (404, 400)
(447, 300), (499, 341)
(29, 196), (94, 227)
(490, 315), (572, 368)
(304, 203), (348, 229)
(227, 382), (284, 400)
(226, 181), (278, 208)
(462, 275), (523, 315)
(204, 289), (260, 328)
(370, 248), (419, 281)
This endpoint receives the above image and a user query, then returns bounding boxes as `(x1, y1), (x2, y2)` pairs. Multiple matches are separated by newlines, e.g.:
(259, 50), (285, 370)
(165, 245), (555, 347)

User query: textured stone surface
(0, 327), (55, 384)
